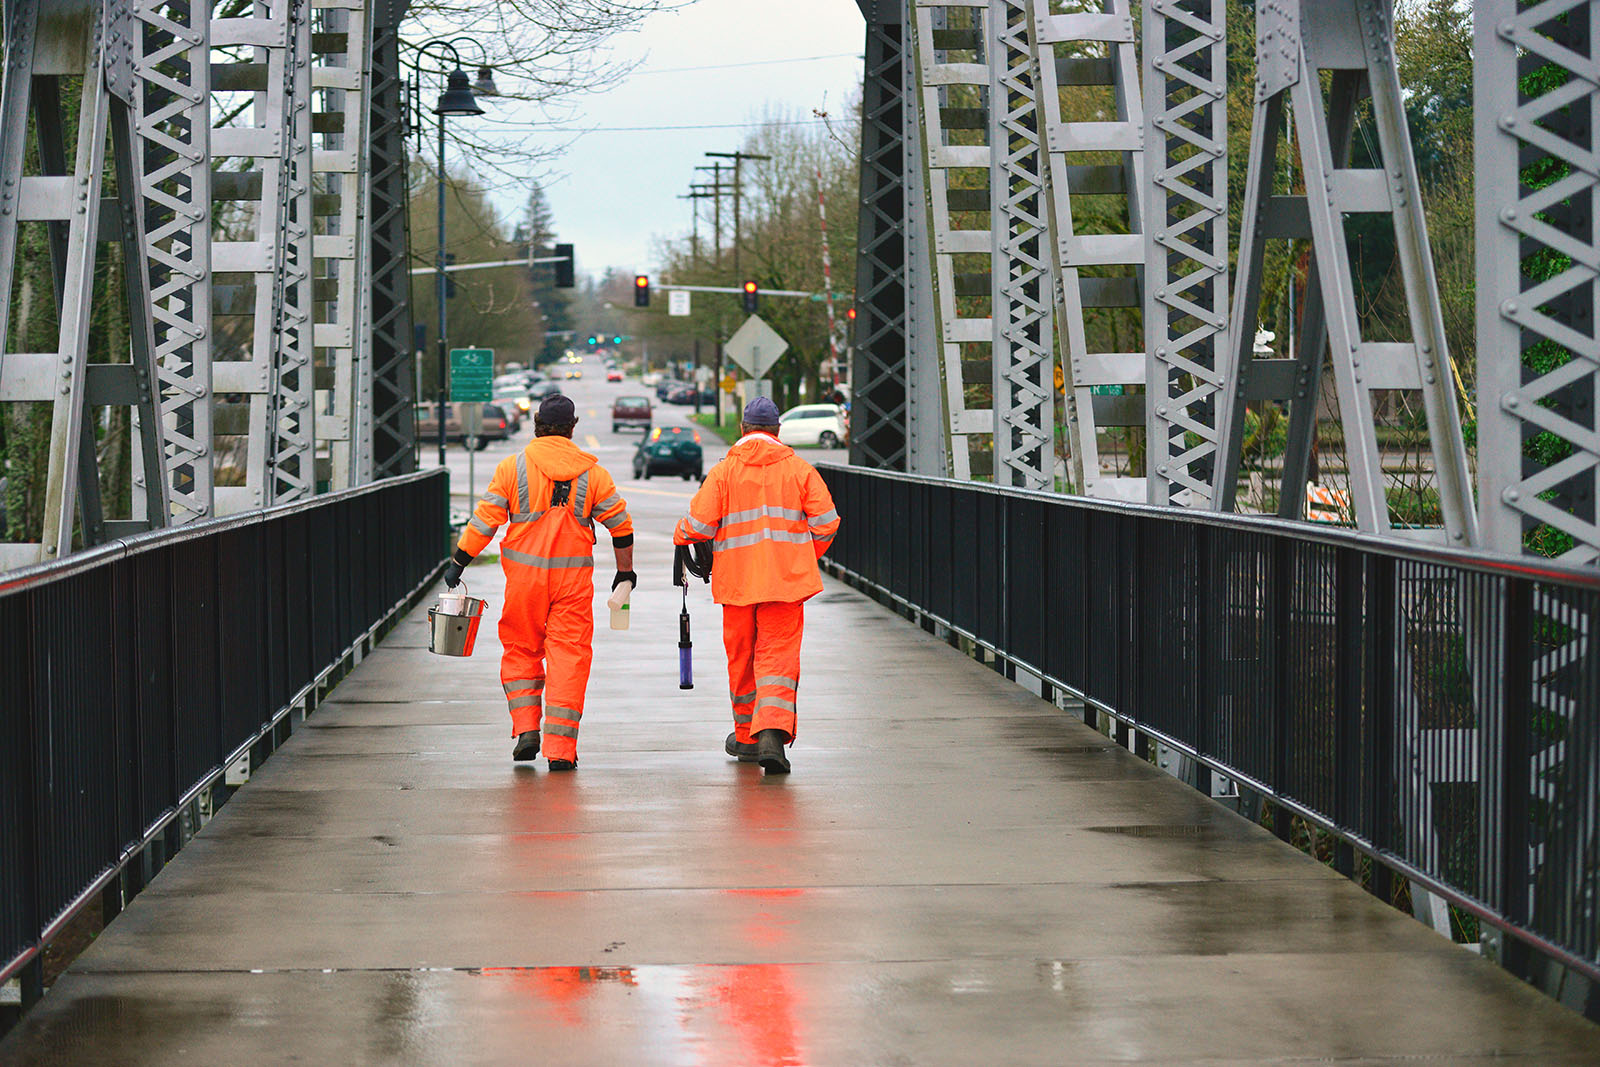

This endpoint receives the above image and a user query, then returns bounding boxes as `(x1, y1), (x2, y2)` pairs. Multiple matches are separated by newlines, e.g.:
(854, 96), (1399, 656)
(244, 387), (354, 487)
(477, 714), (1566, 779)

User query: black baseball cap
(537, 394), (576, 424)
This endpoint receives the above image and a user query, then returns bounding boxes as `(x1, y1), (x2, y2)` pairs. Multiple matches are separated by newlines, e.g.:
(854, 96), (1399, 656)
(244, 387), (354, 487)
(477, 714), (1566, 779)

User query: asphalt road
(420, 351), (847, 510)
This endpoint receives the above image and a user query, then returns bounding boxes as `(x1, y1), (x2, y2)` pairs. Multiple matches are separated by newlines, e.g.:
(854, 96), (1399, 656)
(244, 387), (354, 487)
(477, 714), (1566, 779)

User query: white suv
(778, 404), (848, 448)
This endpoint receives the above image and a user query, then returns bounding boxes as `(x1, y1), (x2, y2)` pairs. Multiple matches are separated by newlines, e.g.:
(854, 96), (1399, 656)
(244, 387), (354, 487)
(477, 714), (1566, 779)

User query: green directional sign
(1088, 384), (1125, 397)
(449, 347), (493, 401)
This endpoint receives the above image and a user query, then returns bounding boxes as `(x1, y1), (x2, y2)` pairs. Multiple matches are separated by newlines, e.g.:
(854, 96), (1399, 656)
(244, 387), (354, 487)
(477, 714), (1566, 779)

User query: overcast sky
(466, 0), (867, 280)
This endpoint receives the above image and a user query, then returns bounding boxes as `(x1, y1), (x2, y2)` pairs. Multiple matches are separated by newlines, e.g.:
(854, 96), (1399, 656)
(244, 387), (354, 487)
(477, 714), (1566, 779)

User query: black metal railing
(0, 469), (449, 990)
(820, 464), (1600, 999)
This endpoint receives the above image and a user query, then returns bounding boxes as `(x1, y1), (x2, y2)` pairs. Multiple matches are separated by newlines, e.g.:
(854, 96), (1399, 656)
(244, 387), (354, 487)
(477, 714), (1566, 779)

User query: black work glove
(612, 570), (637, 591)
(672, 545), (689, 587)
(691, 541), (713, 581)
(443, 547), (472, 589)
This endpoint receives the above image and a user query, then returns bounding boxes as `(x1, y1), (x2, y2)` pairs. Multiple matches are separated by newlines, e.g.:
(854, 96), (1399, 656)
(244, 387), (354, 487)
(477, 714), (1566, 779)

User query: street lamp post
(412, 43), (495, 466)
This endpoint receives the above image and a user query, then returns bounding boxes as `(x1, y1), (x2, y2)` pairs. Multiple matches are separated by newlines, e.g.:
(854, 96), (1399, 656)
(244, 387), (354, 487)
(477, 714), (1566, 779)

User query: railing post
(1193, 523), (1213, 796)
(1271, 535), (1294, 842)
(1364, 553), (1397, 904)
(1499, 578), (1533, 980)
(1333, 547), (1363, 877)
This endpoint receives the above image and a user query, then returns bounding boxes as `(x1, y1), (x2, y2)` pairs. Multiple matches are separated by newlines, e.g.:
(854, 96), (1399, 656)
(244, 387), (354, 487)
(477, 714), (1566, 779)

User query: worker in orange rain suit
(444, 394), (635, 771)
(673, 396), (840, 775)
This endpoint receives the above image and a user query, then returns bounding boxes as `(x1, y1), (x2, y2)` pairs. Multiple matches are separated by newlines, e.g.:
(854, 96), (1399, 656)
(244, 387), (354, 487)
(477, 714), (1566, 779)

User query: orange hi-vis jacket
(673, 433), (840, 605)
(457, 435), (634, 563)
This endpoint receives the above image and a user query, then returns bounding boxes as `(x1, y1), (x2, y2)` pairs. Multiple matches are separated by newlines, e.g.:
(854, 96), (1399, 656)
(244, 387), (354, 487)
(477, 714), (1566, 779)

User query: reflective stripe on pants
(721, 600), (804, 743)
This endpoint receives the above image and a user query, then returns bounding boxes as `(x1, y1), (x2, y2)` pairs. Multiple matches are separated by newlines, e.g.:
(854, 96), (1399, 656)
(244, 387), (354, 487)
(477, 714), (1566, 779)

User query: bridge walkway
(2, 481), (1596, 1063)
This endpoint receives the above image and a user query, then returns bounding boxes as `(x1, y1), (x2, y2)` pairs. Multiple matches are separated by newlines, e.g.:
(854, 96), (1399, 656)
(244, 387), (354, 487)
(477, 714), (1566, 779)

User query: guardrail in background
(819, 464), (1600, 1016)
(0, 469), (449, 998)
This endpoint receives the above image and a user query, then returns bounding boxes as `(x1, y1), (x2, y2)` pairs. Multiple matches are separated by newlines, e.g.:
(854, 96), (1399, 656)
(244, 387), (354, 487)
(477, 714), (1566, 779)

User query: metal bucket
(429, 582), (487, 657)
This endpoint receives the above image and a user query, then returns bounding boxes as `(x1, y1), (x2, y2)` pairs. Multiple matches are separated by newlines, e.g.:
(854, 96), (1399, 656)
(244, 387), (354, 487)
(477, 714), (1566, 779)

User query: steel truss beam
(134, 0), (214, 525)
(1216, 0), (1475, 544)
(849, 9), (910, 472)
(907, 0), (993, 482)
(0, 0), (171, 567)
(311, 0), (372, 490)
(1476, 0), (1600, 999)
(368, 0), (415, 479)
(1024, 0), (1145, 501)
(209, 0), (303, 512)
(1477, 1), (1600, 562)
(987, 0), (1054, 490)
(267, 0), (315, 503)
(1144, 0), (1227, 507)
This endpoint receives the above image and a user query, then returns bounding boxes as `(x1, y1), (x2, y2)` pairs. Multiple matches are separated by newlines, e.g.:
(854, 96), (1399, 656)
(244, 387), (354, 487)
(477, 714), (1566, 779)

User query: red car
(611, 395), (652, 434)
(606, 369), (624, 382)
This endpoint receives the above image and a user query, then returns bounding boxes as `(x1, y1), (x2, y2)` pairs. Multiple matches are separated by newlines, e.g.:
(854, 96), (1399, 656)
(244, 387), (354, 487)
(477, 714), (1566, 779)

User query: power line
(479, 118), (833, 134)
(632, 52), (861, 76)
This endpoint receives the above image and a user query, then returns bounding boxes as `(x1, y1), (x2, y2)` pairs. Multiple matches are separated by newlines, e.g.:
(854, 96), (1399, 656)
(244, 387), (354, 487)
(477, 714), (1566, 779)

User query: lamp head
(472, 65), (500, 97)
(435, 68), (484, 116)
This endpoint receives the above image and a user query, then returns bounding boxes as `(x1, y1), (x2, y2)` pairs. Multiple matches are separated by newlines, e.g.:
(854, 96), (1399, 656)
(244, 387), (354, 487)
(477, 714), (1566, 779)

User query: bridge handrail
(0, 469), (450, 989)
(818, 463), (1600, 989)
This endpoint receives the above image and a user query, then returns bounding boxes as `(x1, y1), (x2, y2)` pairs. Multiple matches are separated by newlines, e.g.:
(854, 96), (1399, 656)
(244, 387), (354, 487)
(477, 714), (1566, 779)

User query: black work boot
(547, 758), (576, 772)
(755, 729), (790, 775)
(725, 731), (759, 762)
(512, 731), (540, 761)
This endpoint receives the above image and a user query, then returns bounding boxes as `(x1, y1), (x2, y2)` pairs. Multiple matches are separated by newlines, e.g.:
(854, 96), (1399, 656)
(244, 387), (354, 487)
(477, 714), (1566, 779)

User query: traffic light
(444, 253), (456, 298)
(634, 274), (650, 307)
(587, 335), (597, 345)
(554, 243), (575, 288)
(845, 306), (857, 322)
(742, 280), (759, 313)
(612, 335), (623, 344)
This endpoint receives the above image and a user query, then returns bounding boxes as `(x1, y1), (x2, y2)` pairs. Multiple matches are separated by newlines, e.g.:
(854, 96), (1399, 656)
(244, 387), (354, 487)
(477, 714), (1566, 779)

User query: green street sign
(1088, 384), (1125, 397)
(450, 347), (493, 401)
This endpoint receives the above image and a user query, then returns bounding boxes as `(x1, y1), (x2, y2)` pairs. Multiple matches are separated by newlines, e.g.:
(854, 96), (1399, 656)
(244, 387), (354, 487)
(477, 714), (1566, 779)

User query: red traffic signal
(633, 274), (650, 307)
(742, 280), (759, 313)
(845, 306), (857, 321)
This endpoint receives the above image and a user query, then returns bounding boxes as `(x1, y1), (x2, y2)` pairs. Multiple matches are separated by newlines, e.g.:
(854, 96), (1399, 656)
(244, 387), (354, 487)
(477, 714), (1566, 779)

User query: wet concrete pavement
(5, 362), (1599, 1063)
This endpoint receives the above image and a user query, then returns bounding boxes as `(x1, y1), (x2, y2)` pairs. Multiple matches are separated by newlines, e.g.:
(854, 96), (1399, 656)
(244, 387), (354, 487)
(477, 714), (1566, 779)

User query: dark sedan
(632, 426), (703, 480)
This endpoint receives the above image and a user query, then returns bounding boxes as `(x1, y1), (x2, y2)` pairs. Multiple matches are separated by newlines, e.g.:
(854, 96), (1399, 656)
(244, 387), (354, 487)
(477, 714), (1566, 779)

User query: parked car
(413, 402), (512, 449)
(666, 385), (715, 406)
(641, 371), (663, 387)
(530, 381), (564, 399)
(655, 378), (687, 400)
(633, 426), (703, 480)
(606, 368), (624, 382)
(778, 403), (848, 448)
(477, 403), (513, 446)
(611, 395), (652, 434)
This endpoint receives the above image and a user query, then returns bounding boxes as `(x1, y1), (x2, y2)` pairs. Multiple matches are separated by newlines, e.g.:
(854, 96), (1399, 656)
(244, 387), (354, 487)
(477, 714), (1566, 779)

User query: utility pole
(706, 150), (770, 278)
(705, 151), (770, 427)
(681, 182), (728, 265)
(694, 162), (727, 265)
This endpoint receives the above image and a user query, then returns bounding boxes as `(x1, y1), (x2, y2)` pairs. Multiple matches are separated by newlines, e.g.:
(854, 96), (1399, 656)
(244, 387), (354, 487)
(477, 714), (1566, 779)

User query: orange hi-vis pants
(723, 601), (804, 744)
(499, 559), (594, 762)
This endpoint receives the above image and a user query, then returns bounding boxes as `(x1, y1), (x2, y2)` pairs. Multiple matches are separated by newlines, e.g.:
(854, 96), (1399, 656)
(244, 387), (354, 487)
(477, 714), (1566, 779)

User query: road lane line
(625, 485), (696, 499)
(585, 434), (600, 449)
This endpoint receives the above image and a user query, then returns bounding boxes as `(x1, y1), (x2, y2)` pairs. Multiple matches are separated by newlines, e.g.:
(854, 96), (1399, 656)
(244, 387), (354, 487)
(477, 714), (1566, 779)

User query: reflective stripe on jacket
(674, 432), (839, 605)
(457, 436), (633, 567)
